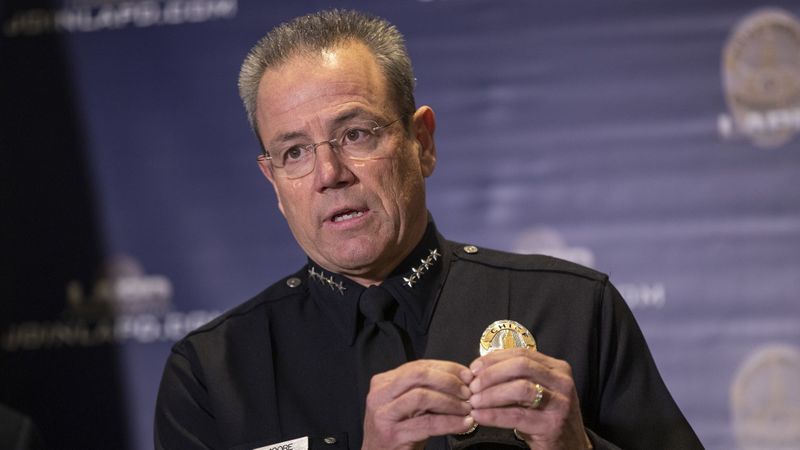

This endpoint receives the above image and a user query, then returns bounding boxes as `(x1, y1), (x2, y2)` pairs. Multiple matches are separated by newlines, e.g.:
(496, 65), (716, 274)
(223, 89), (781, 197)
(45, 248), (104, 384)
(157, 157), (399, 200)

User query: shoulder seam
(445, 240), (607, 282)
(180, 268), (309, 340)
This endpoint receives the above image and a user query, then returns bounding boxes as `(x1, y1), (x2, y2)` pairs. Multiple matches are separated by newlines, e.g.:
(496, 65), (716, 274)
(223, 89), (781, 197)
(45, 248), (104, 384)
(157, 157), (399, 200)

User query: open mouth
(331, 209), (366, 223)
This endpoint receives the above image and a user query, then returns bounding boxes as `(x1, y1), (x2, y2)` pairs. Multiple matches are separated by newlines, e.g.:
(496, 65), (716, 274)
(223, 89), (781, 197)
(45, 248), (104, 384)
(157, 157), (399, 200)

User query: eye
(342, 127), (374, 145)
(282, 145), (307, 164)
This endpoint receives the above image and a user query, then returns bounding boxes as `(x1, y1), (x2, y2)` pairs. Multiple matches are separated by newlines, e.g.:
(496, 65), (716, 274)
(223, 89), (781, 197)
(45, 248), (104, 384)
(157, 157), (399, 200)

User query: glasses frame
(257, 118), (402, 179)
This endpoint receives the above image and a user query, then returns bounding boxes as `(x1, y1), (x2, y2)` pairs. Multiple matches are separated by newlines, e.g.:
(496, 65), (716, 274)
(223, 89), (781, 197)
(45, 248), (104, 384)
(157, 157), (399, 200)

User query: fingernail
(470, 393), (481, 405)
(460, 385), (471, 399)
(463, 415), (474, 428)
(460, 368), (474, 383)
(470, 360), (483, 374)
(469, 378), (481, 393)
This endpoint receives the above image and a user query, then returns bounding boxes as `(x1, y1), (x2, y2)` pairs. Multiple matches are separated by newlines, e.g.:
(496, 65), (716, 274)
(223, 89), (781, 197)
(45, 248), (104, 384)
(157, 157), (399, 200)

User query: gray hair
(238, 9), (416, 137)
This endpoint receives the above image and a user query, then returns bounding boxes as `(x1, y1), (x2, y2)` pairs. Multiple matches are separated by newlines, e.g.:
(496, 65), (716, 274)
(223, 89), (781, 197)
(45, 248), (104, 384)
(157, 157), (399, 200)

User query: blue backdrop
(3, 1), (800, 449)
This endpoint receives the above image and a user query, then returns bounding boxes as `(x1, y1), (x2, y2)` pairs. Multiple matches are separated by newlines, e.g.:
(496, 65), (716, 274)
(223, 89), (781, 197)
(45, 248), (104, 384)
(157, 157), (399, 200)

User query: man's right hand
(362, 359), (475, 450)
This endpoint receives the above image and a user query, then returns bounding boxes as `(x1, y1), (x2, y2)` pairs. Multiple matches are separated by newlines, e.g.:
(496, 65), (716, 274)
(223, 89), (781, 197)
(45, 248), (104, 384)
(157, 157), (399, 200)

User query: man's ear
(412, 106), (437, 177)
(257, 156), (286, 216)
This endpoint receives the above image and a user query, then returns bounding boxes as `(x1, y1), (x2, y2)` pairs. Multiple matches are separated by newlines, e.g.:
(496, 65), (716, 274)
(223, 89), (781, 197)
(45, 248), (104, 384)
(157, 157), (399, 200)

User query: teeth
(333, 211), (364, 223)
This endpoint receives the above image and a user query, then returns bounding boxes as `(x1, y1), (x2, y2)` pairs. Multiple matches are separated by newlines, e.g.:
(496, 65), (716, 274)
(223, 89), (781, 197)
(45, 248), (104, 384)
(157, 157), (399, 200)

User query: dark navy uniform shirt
(155, 222), (702, 450)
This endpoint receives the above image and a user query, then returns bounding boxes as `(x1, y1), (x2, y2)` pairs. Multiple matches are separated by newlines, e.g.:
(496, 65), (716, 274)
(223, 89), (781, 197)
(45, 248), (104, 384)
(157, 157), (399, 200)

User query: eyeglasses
(257, 118), (402, 179)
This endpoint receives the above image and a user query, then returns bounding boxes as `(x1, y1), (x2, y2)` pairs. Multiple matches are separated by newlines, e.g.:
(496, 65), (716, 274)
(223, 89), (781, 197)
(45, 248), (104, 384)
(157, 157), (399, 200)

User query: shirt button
(463, 245), (479, 254)
(323, 436), (337, 444)
(286, 277), (302, 288)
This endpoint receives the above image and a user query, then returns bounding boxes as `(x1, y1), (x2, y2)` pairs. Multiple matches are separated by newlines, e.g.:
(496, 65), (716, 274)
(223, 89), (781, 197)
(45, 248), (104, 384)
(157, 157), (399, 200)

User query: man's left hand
(467, 348), (592, 450)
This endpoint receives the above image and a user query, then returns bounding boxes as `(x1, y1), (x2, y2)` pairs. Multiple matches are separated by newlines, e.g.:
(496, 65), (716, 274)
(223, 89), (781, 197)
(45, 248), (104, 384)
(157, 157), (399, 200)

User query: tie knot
(358, 285), (397, 322)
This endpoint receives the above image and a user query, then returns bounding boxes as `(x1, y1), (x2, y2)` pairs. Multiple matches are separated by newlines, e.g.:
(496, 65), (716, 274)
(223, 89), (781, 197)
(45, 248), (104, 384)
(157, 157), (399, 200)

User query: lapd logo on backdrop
(731, 344), (800, 449)
(2, 0), (237, 37)
(513, 227), (666, 309)
(1, 254), (219, 351)
(718, 8), (800, 149)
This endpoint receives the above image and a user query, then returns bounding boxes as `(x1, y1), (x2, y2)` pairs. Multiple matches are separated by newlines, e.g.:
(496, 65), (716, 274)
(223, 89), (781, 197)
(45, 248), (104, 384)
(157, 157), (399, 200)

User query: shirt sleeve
(154, 345), (221, 450)
(590, 280), (702, 449)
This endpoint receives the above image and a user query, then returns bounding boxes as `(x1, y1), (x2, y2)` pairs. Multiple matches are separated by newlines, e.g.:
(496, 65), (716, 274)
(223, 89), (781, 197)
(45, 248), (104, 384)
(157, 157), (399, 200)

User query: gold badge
(479, 320), (537, 356)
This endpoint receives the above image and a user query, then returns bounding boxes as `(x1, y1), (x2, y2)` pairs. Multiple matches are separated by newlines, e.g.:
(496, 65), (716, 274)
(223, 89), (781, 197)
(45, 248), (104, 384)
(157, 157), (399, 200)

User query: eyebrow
(266, 107), (381, 146)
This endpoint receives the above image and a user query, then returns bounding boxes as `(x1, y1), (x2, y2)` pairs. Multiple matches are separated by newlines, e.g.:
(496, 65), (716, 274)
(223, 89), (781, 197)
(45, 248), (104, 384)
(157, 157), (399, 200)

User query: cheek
(379, 153), (424, 211)
(275, 181), (313, 226)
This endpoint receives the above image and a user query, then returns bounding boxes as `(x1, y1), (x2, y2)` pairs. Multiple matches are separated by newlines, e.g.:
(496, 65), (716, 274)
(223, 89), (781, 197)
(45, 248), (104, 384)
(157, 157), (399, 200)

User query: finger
(470, 347), (558, 374)
(410, 359), (474, 384)
(469, 379), (550, 410)
(470, 406), (545, 432)
(372, 360), (472, 401)
(374, 360), (472, 390)
(471, 402), (589, 450)
(381, 387), (472, 420)
(389, 414), (476, 444)
(469, 355), (558, 394)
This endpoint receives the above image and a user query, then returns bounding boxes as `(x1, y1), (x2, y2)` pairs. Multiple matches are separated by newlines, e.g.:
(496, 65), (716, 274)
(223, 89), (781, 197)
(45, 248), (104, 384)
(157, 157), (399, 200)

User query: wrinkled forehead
(254, 42), (396, 138)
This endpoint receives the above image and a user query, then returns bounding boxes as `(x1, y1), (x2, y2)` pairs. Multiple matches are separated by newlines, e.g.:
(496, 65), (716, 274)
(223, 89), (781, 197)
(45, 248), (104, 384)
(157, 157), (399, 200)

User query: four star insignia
(309, 248), (442, 292)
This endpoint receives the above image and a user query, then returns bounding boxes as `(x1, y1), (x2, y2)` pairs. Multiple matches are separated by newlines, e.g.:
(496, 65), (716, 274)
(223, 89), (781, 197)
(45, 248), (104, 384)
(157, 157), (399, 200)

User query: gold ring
(530, 383), (544, 409)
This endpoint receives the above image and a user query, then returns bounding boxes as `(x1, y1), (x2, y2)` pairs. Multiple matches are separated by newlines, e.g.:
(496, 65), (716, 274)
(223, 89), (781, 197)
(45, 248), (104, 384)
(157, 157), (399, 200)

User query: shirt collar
(307, 219), (450, 345)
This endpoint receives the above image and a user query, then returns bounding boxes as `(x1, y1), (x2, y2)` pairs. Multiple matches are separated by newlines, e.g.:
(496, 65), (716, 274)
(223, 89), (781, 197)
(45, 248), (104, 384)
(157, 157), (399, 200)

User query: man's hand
(468, 348), (592, 450)
(362, 360), (476, 450)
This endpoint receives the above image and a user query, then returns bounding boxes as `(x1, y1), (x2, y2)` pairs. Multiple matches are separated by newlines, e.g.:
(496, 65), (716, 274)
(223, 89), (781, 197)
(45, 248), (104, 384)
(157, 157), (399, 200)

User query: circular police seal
(479, 320), (537, 356)
(722, 8), (800, 149)
(731, 344), (800, 449)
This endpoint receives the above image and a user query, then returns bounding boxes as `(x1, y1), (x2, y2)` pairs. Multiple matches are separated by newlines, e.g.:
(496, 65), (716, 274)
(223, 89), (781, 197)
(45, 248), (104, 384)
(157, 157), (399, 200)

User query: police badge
(479, 320), (537, 356)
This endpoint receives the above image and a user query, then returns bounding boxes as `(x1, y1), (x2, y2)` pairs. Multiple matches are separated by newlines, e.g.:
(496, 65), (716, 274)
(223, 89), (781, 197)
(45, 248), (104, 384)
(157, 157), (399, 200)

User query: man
(155, 10), (702, 450)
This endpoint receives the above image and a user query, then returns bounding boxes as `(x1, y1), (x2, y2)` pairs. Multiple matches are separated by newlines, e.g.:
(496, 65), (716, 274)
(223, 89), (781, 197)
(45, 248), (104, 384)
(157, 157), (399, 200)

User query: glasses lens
(339, 120), (400, 160)
(271, 145), (315, 179)
(267, 119), (399, 178)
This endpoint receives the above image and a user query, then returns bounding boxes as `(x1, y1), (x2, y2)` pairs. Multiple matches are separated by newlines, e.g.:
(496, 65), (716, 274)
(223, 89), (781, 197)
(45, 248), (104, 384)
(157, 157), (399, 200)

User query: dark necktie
(354, 285), (409, 417)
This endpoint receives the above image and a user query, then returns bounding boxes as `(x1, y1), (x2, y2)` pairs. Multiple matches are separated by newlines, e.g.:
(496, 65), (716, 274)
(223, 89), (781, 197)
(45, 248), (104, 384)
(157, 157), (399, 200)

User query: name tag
(253, 436), (309, 450)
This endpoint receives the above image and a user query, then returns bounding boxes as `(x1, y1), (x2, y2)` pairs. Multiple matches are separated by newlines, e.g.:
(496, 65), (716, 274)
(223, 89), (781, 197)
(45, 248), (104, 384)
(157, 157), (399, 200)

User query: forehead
(254, 42), (393, 138)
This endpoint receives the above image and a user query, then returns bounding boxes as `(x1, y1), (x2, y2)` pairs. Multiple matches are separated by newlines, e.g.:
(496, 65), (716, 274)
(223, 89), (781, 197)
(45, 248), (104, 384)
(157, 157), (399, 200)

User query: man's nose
(313, 142), (355, 190)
